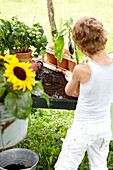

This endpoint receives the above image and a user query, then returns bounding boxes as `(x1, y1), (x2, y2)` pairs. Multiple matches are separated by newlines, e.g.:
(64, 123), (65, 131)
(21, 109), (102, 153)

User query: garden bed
(32, 64), (78, 110)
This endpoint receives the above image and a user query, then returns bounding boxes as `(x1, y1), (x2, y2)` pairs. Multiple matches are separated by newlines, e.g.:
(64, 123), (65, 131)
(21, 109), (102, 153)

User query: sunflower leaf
(32, 81), (50, 106)
(0, 87), (6, 99)
(4, 91), (32, 119)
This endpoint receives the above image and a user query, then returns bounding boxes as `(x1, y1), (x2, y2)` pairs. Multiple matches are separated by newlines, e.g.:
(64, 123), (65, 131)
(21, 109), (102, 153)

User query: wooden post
(47, 0), (57, 42)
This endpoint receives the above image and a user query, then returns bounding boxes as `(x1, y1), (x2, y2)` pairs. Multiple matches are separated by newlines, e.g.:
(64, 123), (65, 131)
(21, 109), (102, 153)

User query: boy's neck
(89, 50), (113, 66)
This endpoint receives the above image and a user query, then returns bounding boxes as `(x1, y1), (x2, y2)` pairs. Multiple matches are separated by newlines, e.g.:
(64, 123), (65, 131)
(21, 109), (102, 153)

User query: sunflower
(0, 55), (4, 60)
(3, 54), (17, 63)
(4, 57), (36, 92)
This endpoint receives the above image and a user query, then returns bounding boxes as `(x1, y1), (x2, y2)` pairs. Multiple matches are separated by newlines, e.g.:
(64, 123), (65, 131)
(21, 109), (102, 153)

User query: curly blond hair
(72, 17), (107, 55)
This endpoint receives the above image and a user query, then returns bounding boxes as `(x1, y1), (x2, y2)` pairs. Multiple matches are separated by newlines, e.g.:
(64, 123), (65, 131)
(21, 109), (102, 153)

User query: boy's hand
(65, 71), (72, 82)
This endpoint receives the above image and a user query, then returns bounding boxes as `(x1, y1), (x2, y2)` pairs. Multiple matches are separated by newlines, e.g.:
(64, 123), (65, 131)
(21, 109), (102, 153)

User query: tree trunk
(47, 0), (57, 42)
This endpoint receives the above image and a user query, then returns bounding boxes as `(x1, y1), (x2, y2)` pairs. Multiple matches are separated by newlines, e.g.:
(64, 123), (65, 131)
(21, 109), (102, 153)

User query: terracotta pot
(0, 103), (28, 150)
(45, 46), (57, 65)
(68, 60), (76, 72)
(64, 49), (70, 55)
(45, 46), (76, 71)
(57, 58), (68, 69)
(46, 52), (57, 65)
(16, 50), (32, 61)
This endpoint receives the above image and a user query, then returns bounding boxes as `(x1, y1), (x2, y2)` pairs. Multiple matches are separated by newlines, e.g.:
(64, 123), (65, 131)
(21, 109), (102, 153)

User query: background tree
(47, 0), (57, 42)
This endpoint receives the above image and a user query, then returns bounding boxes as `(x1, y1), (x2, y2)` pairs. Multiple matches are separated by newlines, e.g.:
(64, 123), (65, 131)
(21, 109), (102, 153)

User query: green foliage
(15, 109), (113, 169)
(54, 18), (81, 64)
(16, 108), (74, 169)
(30, 23), (48, 56)
(0, 19), (10, 54)
(54, 18), (74, 62)
(5, 91), (32, 119)
(32, 81), (50, 106)
(9, 17), (31, 53)
(54, 35), (64, 62)
(108, 141), (113, 169)
(0, 16), (48, 56)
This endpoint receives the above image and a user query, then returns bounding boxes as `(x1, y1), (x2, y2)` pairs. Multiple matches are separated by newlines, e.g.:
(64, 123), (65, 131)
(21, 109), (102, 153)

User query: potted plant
(0, 16), (48, 60)
(0, 54), (49, 150)
(43, 18), (84, 72)
(0, 24), (8, 55)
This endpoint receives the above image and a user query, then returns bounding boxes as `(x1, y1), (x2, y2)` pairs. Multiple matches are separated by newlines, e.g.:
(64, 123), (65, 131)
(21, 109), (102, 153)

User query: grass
(1, 0), (113, 169)
(16, 108), (74, 170)
(0, 0), (113, 52)
(16, 109), (113, 170)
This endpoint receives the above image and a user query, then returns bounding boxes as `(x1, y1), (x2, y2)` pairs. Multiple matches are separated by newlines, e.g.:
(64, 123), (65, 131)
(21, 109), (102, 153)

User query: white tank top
(75, 56), (113, 122)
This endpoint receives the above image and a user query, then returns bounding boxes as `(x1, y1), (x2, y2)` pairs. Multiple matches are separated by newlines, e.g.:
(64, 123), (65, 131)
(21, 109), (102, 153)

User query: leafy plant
(0, 54), (49, 119)
(29, 22), (48, 56)
(0, 19), (11, 55)
(0, 16), (48, 56)
(54, 18), (84, 64)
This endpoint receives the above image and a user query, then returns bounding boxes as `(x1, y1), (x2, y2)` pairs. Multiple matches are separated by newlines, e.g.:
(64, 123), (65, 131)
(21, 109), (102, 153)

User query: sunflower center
(14, 67), (26, 80)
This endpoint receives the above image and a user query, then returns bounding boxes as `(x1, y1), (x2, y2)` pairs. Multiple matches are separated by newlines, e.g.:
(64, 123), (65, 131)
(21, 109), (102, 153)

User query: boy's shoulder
(74, 63), (90, 73)
(73, 63), (90, 82)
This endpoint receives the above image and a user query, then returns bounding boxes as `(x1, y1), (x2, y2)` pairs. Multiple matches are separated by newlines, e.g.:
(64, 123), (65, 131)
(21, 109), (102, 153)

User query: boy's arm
(65, 57), (90, 97)
(65, 65), (81, 97)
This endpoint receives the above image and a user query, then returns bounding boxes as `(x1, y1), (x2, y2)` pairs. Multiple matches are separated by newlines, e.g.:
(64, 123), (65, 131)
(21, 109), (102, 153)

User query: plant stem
(74, 46), (79, 64)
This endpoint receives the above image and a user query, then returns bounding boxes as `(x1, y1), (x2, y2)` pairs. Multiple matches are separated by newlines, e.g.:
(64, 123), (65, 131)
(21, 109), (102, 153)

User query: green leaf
(32, 81), (50, 106)
(54, 35), (64, 62)
(4, 91), (32, 119)
(0, 27), (5, 39)
(0, 73), (6, 86)
(0, 87), (6, 99)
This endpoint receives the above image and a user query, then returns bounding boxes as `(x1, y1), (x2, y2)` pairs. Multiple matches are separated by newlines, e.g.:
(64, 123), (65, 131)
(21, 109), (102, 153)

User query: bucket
(0, 103), (28, 150)
(0, 148), (40, 170)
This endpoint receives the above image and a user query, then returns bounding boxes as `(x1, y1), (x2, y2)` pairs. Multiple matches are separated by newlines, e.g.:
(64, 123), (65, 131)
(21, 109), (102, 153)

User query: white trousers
(54, 120), (112, 170)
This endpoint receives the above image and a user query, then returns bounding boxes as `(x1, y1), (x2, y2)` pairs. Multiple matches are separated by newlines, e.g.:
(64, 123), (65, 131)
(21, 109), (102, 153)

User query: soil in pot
(36, 66), (77, 100)
(4, 164), (30, 170)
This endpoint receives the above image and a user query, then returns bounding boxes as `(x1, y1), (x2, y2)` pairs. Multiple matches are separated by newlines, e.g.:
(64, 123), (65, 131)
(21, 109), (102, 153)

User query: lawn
(0, 0), (113, 52)
(0, 0), (113, 169)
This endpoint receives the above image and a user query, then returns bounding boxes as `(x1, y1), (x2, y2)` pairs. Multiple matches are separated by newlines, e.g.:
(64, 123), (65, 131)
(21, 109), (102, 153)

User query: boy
(54, 17), (113, 170)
